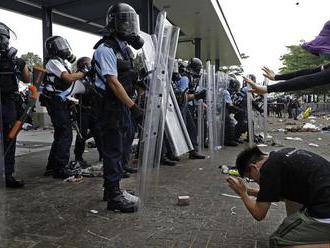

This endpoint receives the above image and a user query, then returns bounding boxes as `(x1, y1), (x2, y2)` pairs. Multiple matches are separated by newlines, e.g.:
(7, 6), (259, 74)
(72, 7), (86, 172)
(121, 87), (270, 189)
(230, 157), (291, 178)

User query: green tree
(279, 45), (330, 99)
(20, 52), (43, 71)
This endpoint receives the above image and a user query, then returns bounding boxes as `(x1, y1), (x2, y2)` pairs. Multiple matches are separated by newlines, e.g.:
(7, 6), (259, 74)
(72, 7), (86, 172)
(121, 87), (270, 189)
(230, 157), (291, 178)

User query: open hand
(262, 66), (275, 81)
(242, 76), (268, 95)
(226, 176), (247, 197)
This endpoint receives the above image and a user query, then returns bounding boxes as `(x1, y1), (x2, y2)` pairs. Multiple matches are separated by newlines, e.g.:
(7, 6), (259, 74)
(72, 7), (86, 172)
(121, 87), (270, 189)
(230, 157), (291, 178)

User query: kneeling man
(227, 146), (330, 247)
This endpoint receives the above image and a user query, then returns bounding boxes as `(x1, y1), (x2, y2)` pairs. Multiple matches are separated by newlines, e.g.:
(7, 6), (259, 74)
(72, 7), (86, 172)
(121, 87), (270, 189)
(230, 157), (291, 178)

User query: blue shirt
(94, 43), (118, 90)
(177, 75), (189, 92)
(224, 90), (232, 104)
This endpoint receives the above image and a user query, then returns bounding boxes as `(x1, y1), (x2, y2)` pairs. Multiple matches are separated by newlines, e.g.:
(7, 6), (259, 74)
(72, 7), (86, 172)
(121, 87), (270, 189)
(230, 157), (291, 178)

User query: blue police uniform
(93, 37), (136, 187)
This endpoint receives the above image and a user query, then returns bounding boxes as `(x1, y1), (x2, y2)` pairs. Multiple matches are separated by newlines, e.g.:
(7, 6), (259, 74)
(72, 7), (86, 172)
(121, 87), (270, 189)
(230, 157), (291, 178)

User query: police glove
(194, 89), (207, 100)
(130, 104), (144, 125)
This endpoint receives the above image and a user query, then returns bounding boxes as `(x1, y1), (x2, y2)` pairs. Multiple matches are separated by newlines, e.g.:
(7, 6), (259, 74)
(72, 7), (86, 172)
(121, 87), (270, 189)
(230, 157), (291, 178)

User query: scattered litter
(220, 165), (229, 174)
(64, 175), (83, 183)
(228, 169), (239, 177)
(302, 123), (320, 132)
(177, 195), (190, 206)
(308, 116), (316, 119)
(81, 163), (103, 177)
(199, 168), (204, 171)
(318, 137), (322, 141)
(279, 119), (283, 122)
(285, 137), (303, 141)
(221, 193), (278, 206)
(257, 144), (267, 147)
(230, 206), (237, 215)
(267, 135), (273, 139)
(89, 209), (98, 214)
(310, 119), (316, 124)
(221, 193), (241, 199)
(277, 128), (286, 132)
(309, 143), (319, 147)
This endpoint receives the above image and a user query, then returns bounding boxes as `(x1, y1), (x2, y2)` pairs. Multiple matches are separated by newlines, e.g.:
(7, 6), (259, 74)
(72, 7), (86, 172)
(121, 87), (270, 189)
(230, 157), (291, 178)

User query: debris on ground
(81, 163), (103, 177)
(64, 175), (83, 183)
(302, 123), (320, 132)
(177, 196), (190, 206)
(285, 137), (303, 141)
(89, 210), (99, 214)
(230, 206), (237, 215)
(309, 143), (319, 147)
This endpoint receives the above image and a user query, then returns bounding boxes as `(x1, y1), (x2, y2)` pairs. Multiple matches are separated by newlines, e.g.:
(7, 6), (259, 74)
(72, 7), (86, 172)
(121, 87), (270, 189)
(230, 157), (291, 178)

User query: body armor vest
(43, 57), (71, 92)
(0, 55), (19, 97)
(93, 37), (136, 128)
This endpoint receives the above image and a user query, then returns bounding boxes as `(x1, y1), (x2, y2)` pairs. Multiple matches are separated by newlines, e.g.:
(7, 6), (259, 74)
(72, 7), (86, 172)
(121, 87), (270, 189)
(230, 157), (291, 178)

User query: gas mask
(126, 34), (144, 50)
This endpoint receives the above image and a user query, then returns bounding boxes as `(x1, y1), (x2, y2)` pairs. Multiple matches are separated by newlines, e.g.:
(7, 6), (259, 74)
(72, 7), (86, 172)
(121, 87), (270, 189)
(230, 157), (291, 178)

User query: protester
(227, 146), (330, 247)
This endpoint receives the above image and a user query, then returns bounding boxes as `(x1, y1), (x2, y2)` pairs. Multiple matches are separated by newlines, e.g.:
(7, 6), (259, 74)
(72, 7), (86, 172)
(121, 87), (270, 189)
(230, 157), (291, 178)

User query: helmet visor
(53, 37), (72, 52)
(115, 12), (140, 36)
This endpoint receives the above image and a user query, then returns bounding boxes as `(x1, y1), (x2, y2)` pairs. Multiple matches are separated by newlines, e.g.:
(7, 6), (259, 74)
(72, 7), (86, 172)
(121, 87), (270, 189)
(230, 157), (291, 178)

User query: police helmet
(247, 74), (256, 83)
(106, 3), (140, 40)
(227, 77), (240, 94)
(45, 36), (76, 63)
(77, 57), (92, 72)
(187, 58), (203, 77)
(0, 22), (11, 52)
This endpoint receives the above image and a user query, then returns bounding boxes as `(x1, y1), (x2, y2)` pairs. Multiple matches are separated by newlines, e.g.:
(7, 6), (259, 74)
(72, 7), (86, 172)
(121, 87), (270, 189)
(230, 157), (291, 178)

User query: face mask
(126, 35), (144, 50)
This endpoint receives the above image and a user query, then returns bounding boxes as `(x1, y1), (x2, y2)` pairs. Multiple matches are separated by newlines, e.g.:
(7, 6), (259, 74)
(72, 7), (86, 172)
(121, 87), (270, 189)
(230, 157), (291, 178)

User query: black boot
(107, 183), (138, 213)
(160, 156), (176, 166)
(5, 175), (24, 188)
(189, 150), (206, 159)
(123, 164), (137, 174)
(53, 168), (71, 179)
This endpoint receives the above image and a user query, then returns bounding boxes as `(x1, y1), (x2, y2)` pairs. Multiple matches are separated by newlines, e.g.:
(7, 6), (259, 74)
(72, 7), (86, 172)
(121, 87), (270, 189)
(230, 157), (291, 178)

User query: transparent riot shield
(247, 84), (266, 147)
(247, 87), (254, 147)
(263, 78), (269, 143)
(0, 92), (4, 184)
(206, 62), (217, 159)
(197, 70), (206, 152)
(215, 71), (227, 148)
(165, 85), (193, 156)
(138, 11), (180, 208)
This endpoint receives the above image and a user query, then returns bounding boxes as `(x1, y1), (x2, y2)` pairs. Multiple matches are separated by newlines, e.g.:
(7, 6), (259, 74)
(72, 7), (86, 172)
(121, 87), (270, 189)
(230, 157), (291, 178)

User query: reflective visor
(53, 37), (72, 52)
(0, 26), (9, 38)
(115, 12), (140, 36)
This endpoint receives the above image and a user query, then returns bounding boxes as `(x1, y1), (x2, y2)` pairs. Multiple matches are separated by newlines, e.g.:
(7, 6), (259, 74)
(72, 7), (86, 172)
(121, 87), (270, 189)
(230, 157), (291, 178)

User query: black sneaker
(107, 194), (138, 213)
(189, 151), (206, 159)
(160, 157), (176, 166)
(123, 165), (138, 174)
(5, 175), (24, 188)
(76, 158), (90, 169)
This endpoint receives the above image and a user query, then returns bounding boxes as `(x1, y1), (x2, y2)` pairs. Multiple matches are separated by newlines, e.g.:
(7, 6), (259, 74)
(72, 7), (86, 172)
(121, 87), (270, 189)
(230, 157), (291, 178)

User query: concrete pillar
(139, 0), (154, 34)
(194, 38), (201, 59)
(42, 7), (53, 61)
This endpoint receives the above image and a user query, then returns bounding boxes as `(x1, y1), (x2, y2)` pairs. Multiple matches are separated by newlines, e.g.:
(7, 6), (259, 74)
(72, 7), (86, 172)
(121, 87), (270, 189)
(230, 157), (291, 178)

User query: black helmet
(187, 58), (202, 78)
(247, 74), (256, 83)
(106, 3), (140, 39)
(45, 36), (76, 63)
(227, 77), (240, 94)
(0, 22), (11, 53)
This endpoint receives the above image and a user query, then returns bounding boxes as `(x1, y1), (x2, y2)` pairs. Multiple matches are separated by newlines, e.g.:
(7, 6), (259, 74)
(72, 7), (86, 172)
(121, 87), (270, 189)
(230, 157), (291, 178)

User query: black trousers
(45, 98), (73, 171)
(181, 104), (198, 150)
(74, 108), (102, 160)
(2, 99), (17, 175)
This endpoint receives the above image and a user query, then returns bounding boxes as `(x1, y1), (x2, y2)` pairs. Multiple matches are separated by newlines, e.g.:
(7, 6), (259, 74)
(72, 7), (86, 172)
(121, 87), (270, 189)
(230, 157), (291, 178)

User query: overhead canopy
(154, 0), (241, 65)
(0, 0), (241, 66)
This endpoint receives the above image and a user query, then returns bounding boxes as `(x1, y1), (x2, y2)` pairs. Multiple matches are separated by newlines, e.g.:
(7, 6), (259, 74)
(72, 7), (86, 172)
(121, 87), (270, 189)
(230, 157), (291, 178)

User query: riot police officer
(0, 22), (30, 188)
(177, 57), (206, 159)
(72, 57), (103, 167)
(41, 36), (86, 178)
(93, 3), (144, 213)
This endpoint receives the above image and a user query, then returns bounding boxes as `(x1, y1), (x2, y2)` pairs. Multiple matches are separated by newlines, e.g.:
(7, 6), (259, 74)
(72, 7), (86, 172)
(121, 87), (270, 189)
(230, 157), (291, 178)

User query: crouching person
(227, 146), (330, 247)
